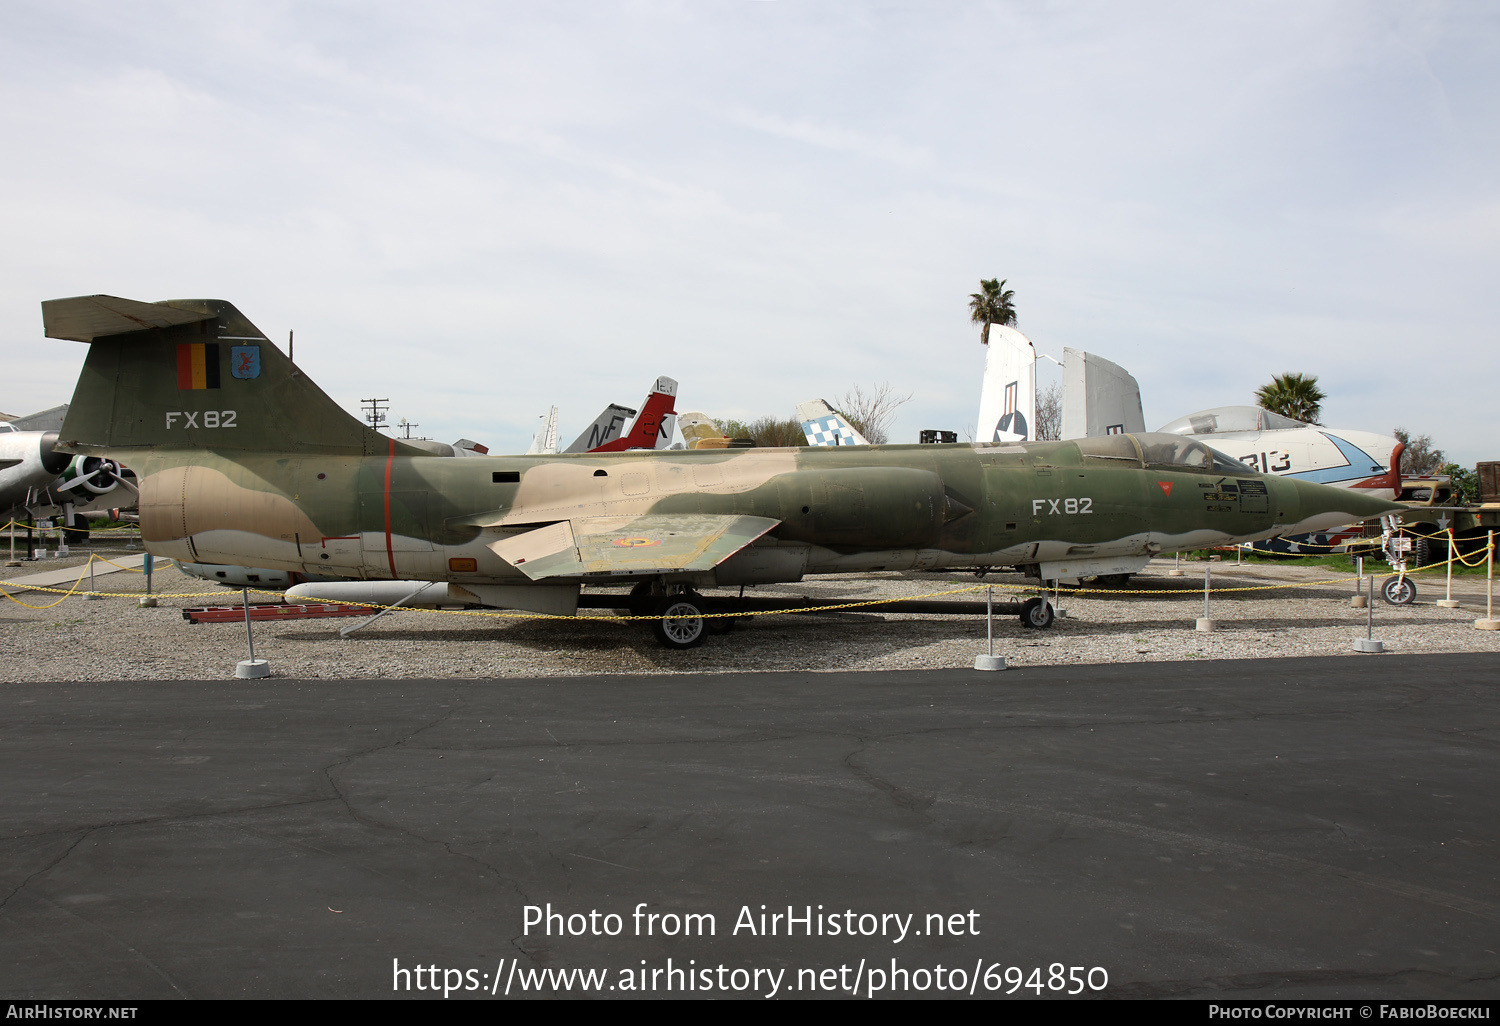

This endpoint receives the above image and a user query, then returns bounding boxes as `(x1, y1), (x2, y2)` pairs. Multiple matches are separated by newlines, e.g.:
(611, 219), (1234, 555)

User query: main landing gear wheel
(1381, 576), (1416, 605)
(654, 593), (708, 649)
(1020, 597), (1055, 629)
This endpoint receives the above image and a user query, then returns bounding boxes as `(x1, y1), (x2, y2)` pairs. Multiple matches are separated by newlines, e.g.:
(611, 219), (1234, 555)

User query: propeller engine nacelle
(55, 455), (123, 496)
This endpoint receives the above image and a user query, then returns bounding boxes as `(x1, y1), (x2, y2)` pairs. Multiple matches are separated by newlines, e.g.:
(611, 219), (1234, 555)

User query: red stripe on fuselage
(384, 438), (397, 579)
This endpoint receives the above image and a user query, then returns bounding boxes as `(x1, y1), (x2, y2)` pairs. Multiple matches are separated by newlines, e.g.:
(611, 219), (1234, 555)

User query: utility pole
(361, 398), (389, 431)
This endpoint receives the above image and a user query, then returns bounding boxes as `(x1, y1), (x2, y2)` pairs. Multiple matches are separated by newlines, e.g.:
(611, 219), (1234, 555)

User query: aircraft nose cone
(1282, 478), (1403, 535)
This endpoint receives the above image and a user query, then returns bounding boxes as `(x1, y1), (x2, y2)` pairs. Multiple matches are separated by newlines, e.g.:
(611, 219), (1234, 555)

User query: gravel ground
(2, 543), (1496, 681)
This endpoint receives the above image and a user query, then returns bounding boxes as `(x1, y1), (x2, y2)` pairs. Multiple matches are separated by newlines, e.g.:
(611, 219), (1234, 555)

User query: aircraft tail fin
(45, 295), (421, 458)
(1060, 348), (1146, 439)
(975, 325), (1036, 443)
(526, 406), (559, 454)
(654, 413), (678, 449)
(679, 412), (729, 449)
(588, 376), (678, 452)
(563, 403), (637, 453)
(796, 399), (869, 446)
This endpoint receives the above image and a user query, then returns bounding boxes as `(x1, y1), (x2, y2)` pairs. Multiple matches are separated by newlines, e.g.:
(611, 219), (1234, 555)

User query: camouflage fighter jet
(44, 294), (1402, 648)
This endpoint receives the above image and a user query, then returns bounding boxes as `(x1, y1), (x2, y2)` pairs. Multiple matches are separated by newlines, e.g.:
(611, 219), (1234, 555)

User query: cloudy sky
(3, 1), (1496, 464)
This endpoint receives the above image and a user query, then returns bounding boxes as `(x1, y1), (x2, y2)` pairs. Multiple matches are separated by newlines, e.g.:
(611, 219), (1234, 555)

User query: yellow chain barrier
(2, 532), (1491, 621)
(0, 565), (1406, 620)
(2, 519), (140, 533)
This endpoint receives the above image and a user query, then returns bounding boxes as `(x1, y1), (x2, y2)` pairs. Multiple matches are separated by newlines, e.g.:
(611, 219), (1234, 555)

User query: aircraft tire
(1381, 576), (1416, 606)
(654, 594), (708, 649)
(63, 515), (90, 544)
(1020, 597), (1055, 630)
(1411, 537), (1433, 568)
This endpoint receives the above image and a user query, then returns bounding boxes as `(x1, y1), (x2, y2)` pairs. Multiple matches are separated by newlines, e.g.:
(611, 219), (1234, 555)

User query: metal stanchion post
(139, 552), (156, 607)
(974, 585), (1007, 670)
(1477, 531), (1499, 631)
(1350, 555), (1368, 608)
(84, 555), (101, 600)
(1170, 552), (1184, 577)
(1354, 576), (1385, 652)
(1437, 528), (1460, 608)
(235, 586), (271, 677)
(1196, 562), (1215, 631)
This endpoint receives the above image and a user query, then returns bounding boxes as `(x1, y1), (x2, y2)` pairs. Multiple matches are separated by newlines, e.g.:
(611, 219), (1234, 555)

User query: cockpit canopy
(1076, 432), (1256, 474)
(1157, 405), (1308, 436)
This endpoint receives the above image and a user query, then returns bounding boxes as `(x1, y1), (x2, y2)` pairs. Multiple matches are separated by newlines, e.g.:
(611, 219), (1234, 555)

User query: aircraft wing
(488, 513), (779, 581)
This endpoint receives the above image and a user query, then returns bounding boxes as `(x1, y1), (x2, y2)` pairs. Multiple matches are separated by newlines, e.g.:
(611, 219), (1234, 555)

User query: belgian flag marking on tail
(176, 342), (221, 390)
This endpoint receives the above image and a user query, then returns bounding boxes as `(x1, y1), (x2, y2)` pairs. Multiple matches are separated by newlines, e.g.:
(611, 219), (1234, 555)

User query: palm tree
(1254, 372), (1326, 425)
(969, 278), (1017, 345)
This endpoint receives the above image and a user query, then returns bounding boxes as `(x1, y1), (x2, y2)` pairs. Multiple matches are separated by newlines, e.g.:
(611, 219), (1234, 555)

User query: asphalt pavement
(2, 653), (1498, 1000)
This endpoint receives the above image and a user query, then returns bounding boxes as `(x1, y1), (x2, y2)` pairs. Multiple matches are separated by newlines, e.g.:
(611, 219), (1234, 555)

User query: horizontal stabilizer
(43, 295), (216, 342)
(489, 514), (780, 580)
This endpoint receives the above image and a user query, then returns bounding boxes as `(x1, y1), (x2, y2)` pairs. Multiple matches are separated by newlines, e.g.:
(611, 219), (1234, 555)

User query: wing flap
(488, 514), (780, 581)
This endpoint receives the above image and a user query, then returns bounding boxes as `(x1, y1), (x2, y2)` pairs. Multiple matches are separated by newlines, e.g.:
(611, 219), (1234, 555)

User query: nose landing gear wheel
(1381, 576), (1416, 605)
(1020, 597), (1055, 629)
(654, 593), (708, 648)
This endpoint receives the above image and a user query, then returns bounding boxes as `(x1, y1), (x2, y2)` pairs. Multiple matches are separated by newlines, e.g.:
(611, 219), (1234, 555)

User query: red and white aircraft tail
(588, 376), (679, 453)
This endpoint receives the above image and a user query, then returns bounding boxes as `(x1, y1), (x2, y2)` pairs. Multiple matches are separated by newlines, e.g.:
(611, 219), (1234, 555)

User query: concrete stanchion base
(1352, 638), (1385, 653)
(84, 594), (102, 601)
(1349, 595), (1368, 608)
(1196, 618), (1215, 632)
(973, 655), (1008, 671)
(235, 659), (271, 679)
(1168, 570), (1185, 577)
(138, 597), (157, 607)
(1475, 619), (1500, 631)
(4, 560), (20, 568)
(1436, 600), (1461, 609)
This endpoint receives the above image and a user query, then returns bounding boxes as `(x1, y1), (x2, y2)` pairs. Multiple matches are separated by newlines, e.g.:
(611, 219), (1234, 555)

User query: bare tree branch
(1035, 382), (1061, 441)
(833, 382), (913, 445)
